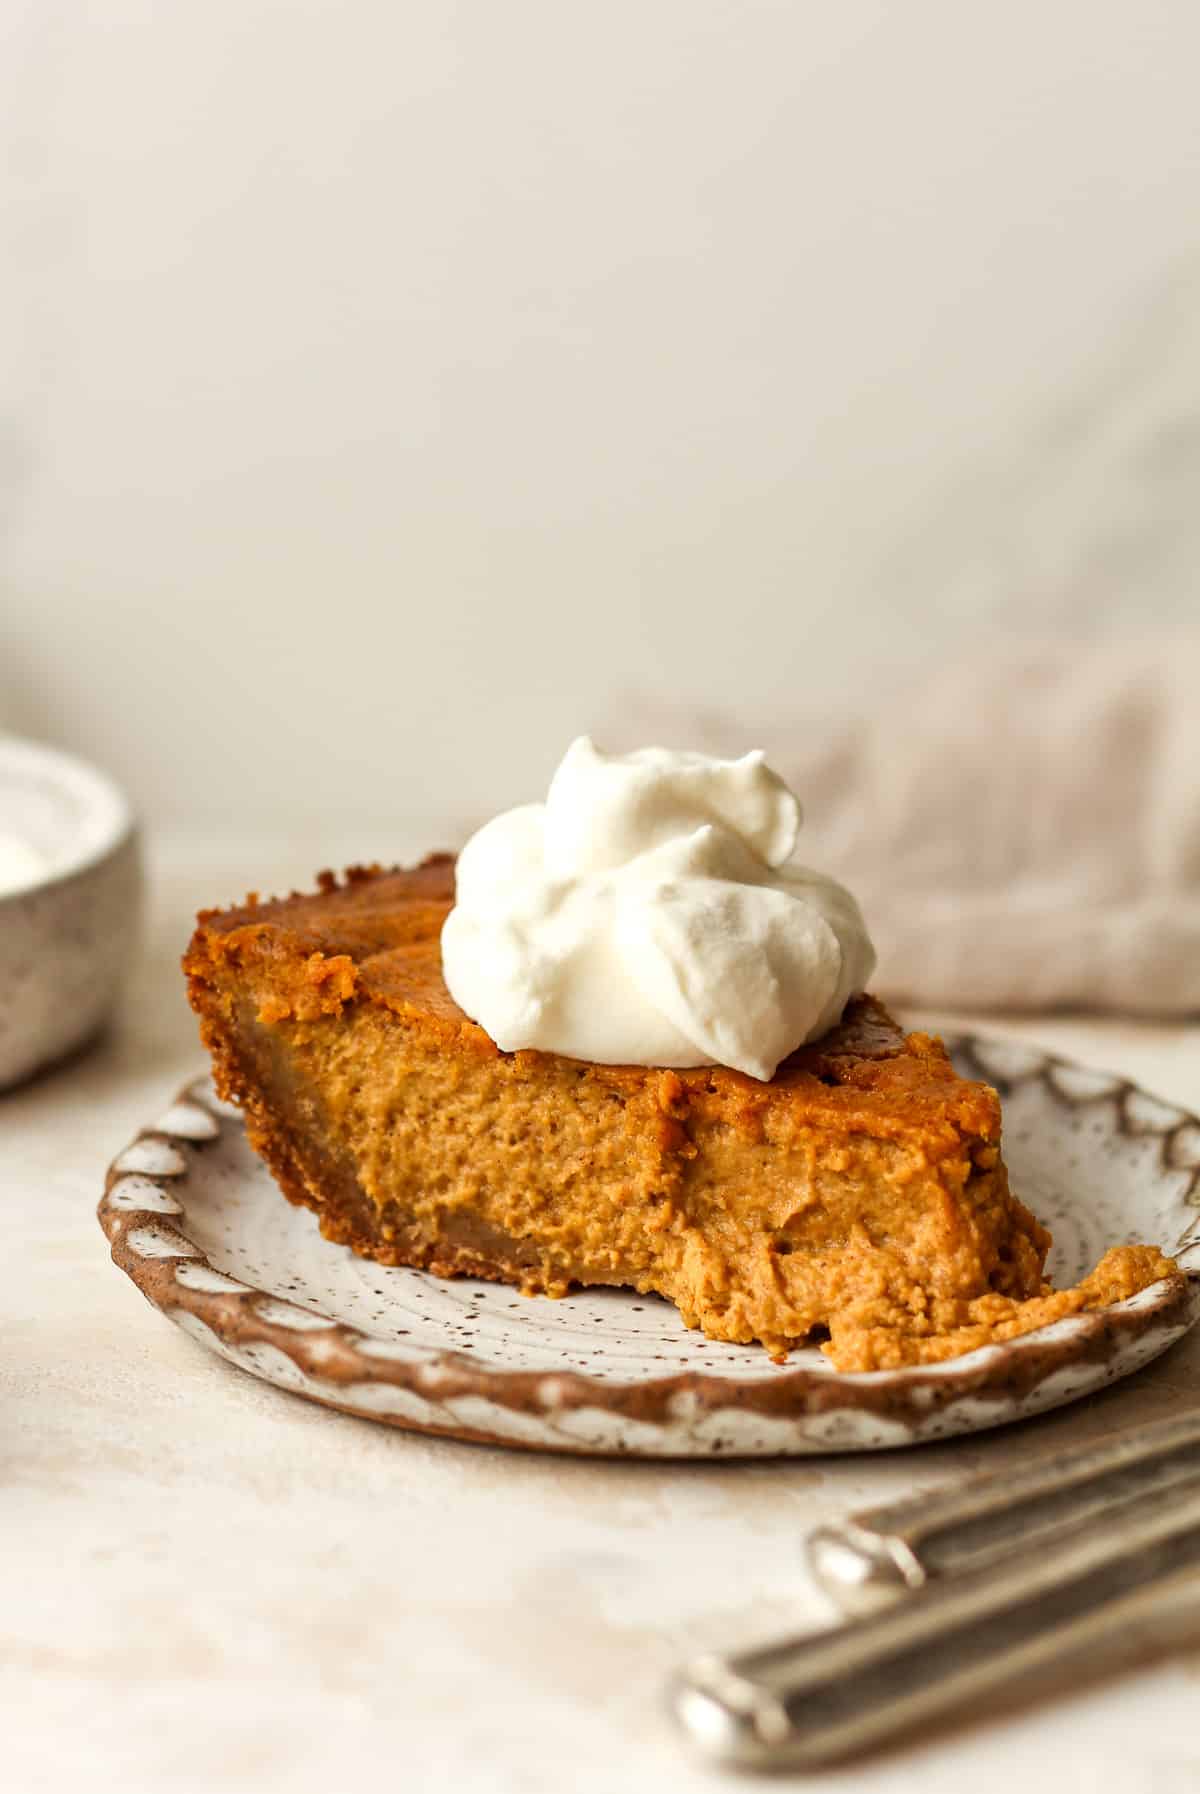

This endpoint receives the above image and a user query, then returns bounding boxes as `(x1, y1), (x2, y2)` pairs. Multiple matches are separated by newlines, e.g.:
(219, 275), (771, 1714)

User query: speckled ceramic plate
(99, 1037), (1200, 1457)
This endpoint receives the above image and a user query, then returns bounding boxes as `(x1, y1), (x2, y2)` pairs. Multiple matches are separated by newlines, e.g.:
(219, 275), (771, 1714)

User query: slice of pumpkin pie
(184, 856), (1170, 1371)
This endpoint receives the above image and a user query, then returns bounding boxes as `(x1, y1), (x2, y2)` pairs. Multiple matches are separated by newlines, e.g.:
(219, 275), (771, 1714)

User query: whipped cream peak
(441, 737), (875, 1082)
(542, 736), (801, 876)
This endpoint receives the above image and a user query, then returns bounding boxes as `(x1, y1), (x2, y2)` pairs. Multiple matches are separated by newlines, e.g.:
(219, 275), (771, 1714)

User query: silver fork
(670, 1412), (1200, 1770)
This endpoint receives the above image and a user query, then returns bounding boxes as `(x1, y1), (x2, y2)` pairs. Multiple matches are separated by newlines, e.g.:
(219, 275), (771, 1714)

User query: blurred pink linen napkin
(633, 637), (1200, 1016)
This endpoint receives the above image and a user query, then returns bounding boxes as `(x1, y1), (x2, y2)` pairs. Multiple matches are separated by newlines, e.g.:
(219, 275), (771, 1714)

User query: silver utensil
(671, 1414), (1200, 1770)
(810, 1409), (1200, 1615)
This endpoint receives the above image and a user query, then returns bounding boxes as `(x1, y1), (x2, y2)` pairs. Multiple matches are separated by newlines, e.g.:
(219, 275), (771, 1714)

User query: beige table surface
(6, 831), (1200, 1794)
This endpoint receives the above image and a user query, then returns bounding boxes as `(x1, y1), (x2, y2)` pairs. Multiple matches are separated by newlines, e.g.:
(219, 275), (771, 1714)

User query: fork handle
(808, 1409), (1200, 1614)
(671, 1479), (1200, 1770)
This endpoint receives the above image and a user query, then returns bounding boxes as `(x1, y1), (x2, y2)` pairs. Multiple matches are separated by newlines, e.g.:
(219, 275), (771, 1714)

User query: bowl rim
(0, 733), (136, 905)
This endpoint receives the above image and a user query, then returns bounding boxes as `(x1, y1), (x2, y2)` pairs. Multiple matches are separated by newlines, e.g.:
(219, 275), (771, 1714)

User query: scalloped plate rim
(97, 1035), (1200, 1457)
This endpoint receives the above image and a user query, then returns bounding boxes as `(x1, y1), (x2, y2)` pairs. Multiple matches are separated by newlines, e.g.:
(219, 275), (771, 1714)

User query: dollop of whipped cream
(441, 738), (875, 1082)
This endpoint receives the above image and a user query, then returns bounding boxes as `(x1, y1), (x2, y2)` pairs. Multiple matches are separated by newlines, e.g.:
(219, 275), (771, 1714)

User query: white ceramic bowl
(0, 736), (142, 1089)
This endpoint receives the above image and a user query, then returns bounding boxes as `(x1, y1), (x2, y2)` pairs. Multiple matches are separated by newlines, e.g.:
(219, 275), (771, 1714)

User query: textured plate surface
(99, 1038), (1200, 1457)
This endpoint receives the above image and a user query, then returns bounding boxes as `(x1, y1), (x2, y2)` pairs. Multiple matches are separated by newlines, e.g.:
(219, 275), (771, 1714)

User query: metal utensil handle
(672, 1480), (1200, 1770)
(808, 1409), (1200, 1612)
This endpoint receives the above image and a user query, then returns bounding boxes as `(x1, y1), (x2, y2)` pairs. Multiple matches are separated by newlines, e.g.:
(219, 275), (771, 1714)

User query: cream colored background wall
(4, 0), (1200, 846)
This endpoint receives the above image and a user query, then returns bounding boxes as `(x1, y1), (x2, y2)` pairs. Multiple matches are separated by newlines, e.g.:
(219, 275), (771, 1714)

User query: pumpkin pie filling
(183, 859), (1174, 1372)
